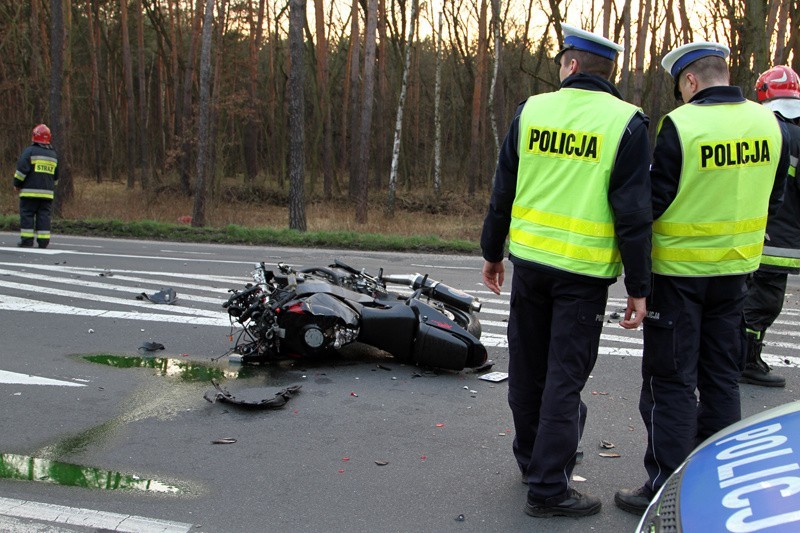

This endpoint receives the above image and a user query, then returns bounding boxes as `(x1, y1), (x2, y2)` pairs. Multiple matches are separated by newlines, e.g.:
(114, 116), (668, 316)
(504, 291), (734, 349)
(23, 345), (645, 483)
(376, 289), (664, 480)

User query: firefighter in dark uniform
(481, 24), (652, 518)
(741, 65), (800, 388)
(615, 42), (790, 515)
(14, 124), (59, 248)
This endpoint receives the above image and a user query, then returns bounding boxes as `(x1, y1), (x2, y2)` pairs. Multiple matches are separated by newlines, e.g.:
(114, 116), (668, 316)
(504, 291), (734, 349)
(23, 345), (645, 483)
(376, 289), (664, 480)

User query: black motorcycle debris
(223, 260), (487, 371)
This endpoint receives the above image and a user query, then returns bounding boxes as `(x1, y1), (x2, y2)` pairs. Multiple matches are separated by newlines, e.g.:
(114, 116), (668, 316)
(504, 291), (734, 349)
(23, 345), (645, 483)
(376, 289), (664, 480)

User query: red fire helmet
(32, 124), (51, 144)
(756, 66), (800, 101)
(756, 66), (800, 119)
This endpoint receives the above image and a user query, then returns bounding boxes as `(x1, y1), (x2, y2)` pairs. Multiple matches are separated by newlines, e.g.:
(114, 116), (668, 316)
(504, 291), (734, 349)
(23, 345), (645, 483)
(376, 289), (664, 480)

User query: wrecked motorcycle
(223, 260), (488, 371)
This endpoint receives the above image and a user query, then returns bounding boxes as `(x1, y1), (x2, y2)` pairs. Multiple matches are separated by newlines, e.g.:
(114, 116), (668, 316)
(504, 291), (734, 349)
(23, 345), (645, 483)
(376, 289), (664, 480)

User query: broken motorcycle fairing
(223, 260), (487, 371)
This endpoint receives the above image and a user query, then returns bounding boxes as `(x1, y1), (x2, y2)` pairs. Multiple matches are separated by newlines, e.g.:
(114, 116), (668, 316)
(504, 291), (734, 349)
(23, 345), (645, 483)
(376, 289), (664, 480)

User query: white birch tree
(386, 0), (419, 217)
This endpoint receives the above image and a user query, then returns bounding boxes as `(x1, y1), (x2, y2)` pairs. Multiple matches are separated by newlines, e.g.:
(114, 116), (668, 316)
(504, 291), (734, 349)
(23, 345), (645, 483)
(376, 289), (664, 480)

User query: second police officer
(615, 42), (791, 515)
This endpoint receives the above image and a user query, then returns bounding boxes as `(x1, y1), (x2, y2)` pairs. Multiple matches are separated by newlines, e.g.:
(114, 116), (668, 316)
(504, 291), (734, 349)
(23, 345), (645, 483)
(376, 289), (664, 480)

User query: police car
(637, 401), (800, 532)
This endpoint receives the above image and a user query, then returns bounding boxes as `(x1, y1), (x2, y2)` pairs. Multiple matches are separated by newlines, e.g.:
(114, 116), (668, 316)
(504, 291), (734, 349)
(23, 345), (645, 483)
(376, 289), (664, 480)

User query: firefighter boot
(740, 330), (785, 388)
(17, 238), (33, 248)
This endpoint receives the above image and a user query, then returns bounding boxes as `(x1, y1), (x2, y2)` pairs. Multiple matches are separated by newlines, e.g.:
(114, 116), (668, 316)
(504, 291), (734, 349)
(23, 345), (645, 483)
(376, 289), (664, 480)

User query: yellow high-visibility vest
(509, 89), (639, 278)
(652, 101), (782, 276)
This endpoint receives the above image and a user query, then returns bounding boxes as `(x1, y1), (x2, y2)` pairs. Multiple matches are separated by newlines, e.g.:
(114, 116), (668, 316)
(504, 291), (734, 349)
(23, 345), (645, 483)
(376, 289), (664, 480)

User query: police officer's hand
(620, 296), (646, 329)
(13, 186), (19, 194)
(482, 260), (504, 295)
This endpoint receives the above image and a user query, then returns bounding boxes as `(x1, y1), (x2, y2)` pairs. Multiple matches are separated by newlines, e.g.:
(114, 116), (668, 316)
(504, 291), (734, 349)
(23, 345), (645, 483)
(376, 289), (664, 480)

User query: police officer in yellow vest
(615, 42), (790, 515)
(481, 24), (652, 518)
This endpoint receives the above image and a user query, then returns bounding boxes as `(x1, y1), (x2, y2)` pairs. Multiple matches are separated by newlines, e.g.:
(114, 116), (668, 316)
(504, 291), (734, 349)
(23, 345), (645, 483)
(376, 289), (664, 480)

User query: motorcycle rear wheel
(445, 307), (482, 338)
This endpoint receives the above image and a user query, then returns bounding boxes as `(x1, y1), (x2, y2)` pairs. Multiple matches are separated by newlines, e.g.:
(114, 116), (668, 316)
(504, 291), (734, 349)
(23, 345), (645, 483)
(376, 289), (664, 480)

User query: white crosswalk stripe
(0, 262), (798, 368)
(474, 294), (800, 369)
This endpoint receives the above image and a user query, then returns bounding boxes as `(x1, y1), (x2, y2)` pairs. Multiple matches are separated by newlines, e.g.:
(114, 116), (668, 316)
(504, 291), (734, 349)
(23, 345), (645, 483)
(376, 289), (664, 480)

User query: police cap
(553, 24), (624, 66)
(661, 41), (730, 99)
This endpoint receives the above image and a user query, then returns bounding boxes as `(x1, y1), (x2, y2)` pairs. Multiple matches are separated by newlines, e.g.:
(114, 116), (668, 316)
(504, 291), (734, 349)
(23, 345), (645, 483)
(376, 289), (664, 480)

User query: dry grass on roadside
(2, 178), (487, 242)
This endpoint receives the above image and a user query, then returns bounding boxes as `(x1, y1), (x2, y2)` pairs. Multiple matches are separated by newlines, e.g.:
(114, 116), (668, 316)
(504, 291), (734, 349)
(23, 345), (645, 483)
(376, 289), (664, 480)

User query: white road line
(411, 264), (478, 270)
(0, 246), (249, 265)
(160, 249), (214, 255)
(599, 346), (642, 356)
(472, 290), (511, 296)
(476, 297), (510, 305)
(0, 278), (225, 318)
(765, 353), (800, 368)
(0, 295), (231, 326)
(0, 261), (245, 283)
(0, 370), (85, 387)
(0, 268), (227, 305)
(0, 497), (193, 533)
(480, 308), (510, 316)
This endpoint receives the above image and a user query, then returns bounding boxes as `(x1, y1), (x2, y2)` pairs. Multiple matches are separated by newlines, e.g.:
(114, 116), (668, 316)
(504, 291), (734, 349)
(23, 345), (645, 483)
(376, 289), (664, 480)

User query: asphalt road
(0, 233), (797, 532)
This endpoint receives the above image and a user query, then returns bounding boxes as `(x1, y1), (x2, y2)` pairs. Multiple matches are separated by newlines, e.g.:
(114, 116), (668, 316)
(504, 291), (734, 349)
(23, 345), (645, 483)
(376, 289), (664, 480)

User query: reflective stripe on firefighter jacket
(652, 101), (782, 276)
(14, 144), (59, 200)
(761, 120), (800, 271)
(508, 88), (639, 278)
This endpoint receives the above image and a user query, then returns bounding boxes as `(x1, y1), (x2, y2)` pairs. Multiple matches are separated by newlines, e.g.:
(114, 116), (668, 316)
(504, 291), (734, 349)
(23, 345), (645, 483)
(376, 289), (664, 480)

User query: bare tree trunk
(746, 1), (770, 86)
(649, 0), (670, 147)
(192, 0), (215, 227)
(168, 0), (180, 148)
(209, 0), (228, 199)
(433, 11), (443, 199)
(619, 0), (632, 94)
(773, 0), (789, 65)
(632, 0), (652, 105)
(179, 0), (204, 195)
(51, 0), (72, 214)
(467, 0), (487, 195)
(288, 0), (308, 231)
(244, 0), (265, 183)
(386, 0), (419, 217)
(355, 0), (378, 224)
(87, 0), (103, 183)
(786, 2), (800, 70)
(120, 0), (137, 188)
(602, 0), (611, 37)
(154, 53), (165, 174)
(314, 0), (334, 199)
(30, 0), (47, 119)
(374, 0), (389, 189)
(136, 0), (150, 190)
(677, 0), (693, 41)
(346, 0), (361, 199)
(487, 0), (502, 159)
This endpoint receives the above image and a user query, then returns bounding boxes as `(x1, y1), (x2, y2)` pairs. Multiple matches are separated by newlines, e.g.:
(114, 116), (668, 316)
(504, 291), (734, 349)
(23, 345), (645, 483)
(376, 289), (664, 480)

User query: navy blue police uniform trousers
(507, 264), (607, 504)
(640, 274), (747, 493)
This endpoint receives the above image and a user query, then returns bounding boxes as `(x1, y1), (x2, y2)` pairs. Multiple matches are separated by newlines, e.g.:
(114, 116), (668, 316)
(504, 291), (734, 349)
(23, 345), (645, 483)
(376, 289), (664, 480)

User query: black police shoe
(524, 488), (601, 518)
(614, 485), (654, 515)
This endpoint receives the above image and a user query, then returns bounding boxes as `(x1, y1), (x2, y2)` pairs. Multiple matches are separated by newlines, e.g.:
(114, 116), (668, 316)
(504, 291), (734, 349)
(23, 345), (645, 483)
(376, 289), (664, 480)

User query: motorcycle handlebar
(381, 273), (481, 313)
(223, 284), (260, 308)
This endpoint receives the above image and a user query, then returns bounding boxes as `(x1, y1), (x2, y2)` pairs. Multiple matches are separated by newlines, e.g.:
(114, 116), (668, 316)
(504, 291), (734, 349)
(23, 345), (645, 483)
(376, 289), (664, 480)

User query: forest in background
(0, 0), (798, 229)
